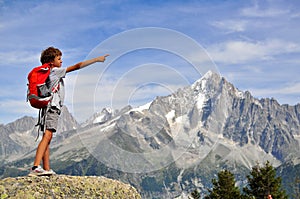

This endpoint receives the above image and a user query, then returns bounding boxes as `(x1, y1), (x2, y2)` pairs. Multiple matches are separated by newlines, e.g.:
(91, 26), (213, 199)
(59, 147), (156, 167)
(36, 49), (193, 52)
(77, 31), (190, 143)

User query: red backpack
(27, 63), (52, 109)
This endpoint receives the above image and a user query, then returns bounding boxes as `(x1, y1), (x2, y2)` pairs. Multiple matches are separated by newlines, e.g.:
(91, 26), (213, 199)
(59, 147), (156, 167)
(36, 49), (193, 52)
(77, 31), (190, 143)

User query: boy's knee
(43, 130), (53, 141)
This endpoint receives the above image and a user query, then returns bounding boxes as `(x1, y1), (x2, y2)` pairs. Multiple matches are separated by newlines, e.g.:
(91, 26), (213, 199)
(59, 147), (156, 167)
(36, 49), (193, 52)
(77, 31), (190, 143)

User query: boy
(29, 47), (109, 176)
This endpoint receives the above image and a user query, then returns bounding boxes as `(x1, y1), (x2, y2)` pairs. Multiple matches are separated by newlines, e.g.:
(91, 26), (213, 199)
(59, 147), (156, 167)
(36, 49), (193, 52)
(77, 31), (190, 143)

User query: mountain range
(1, 71), (299, 198)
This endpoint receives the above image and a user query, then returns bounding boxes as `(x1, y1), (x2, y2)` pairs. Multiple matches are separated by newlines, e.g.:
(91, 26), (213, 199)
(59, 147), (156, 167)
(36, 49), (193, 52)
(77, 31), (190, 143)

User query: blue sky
(1, 0), (300, 124)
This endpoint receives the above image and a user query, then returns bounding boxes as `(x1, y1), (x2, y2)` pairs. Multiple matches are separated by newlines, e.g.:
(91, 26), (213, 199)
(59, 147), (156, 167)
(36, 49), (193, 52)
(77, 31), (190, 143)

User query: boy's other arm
(66, 54), (109, 73)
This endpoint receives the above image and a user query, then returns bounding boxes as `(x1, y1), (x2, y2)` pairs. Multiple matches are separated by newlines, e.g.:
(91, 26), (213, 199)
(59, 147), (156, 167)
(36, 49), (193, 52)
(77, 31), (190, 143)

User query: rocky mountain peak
(192, 70), (221, 91)
(57, 106), (79, 132)
(4, 116), (36, 134)
(126, 71), (299, 165)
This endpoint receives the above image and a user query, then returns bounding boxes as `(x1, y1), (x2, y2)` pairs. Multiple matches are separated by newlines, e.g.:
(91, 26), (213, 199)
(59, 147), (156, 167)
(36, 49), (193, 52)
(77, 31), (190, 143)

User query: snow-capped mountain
(1, 71), (299, 198)
(82, 105), (133, 127)
(78, 71), (299, 170)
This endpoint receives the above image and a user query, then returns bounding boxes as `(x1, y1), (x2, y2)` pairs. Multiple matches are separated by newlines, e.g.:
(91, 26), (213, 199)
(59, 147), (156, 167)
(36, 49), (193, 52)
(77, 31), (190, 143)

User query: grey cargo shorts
(45, 106), (61, 132)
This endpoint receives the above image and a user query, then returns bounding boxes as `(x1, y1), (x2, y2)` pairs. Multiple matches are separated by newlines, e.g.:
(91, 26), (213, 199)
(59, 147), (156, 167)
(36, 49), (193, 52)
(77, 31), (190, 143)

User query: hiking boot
(28, 165), (51, 176)
(46, 169), (56, 175)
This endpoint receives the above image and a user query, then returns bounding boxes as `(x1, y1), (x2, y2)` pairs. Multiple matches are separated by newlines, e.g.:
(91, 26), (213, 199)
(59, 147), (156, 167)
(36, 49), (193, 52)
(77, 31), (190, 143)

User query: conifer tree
(291, 176), (300, 199)
(190, 189), (201, 199)
(204, 169), (242, 199)
(243, 161), (288, 199)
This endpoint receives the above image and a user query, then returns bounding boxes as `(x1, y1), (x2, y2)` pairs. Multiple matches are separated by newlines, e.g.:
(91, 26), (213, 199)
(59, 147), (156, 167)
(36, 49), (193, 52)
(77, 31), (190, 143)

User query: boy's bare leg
(33, 129), (53, 167)
(42, 142), (51, 170)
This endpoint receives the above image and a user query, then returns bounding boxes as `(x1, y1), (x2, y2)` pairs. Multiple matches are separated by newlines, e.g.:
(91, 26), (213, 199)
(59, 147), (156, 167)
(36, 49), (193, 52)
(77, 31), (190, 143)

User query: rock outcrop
(0, 175), (141, 199)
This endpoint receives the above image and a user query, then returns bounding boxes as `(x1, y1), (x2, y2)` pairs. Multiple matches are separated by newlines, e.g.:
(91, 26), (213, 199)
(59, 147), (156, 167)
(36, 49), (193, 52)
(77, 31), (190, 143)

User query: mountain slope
(0, 106), (79, 164)
(0, 116), (36, 162)
(2, 71), (300, 198)
(77, 71), (298, 172)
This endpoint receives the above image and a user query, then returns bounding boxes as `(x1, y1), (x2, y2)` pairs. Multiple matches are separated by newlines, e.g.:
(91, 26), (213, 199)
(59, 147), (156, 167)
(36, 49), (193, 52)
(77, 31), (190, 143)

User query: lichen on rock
(0, 175), (141, 199)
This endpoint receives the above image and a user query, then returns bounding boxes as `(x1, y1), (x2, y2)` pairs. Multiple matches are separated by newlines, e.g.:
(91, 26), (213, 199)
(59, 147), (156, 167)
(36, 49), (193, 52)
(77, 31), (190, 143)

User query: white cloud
(291, 12), (300, 18)
(0, 99), (37, 124)
(211, 20), (248, 33)
(208, 39), (300, 64)
(240, 1), (290, 18)
(0, 51), (39, 66)
(252, 82), (300, 96)
(1, 0), (300, 123)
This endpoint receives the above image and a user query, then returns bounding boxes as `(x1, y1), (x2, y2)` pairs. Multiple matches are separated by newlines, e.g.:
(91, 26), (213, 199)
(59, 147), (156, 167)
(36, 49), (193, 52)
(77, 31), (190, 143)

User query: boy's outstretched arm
(66, 54), (109, 73)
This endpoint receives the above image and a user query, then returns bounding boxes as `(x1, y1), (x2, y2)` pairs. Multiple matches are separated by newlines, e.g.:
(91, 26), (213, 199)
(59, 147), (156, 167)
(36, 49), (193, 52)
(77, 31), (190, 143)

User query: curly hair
(40, 47), (62, 64)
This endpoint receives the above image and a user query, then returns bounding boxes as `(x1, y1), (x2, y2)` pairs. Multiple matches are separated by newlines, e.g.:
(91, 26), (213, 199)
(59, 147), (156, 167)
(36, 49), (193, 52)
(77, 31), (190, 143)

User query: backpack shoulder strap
(34, 105), (51, 141)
